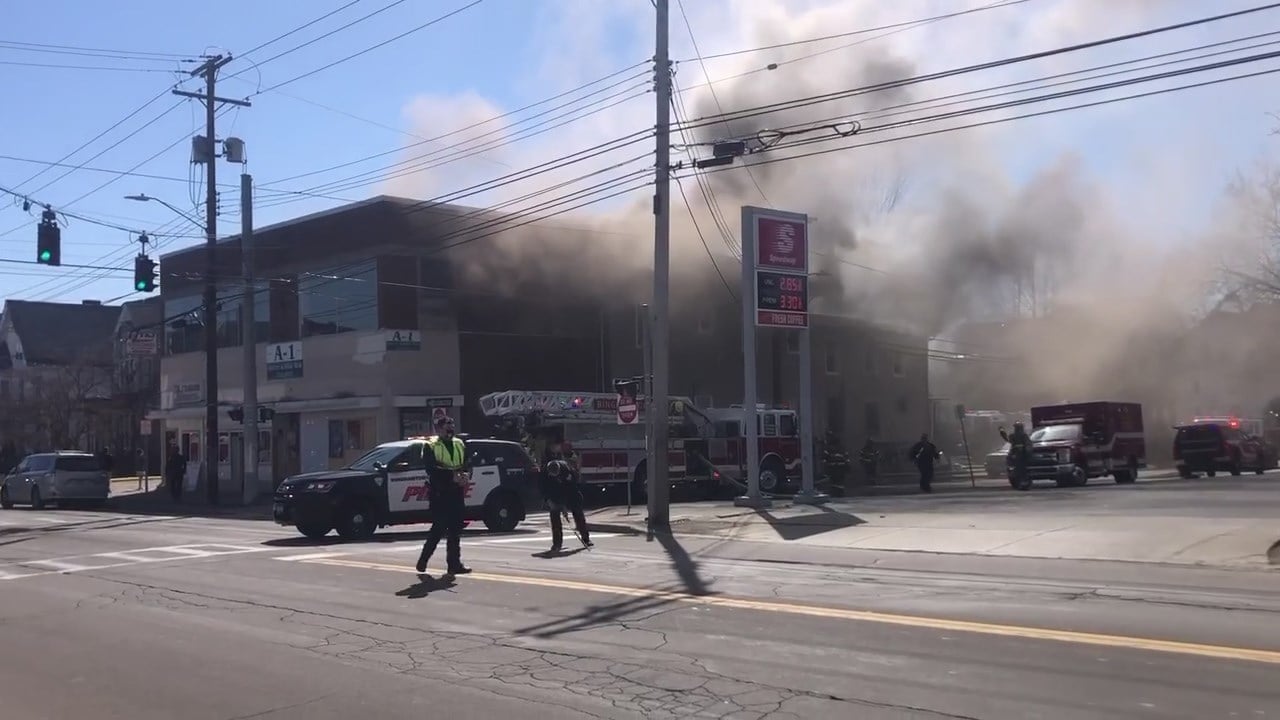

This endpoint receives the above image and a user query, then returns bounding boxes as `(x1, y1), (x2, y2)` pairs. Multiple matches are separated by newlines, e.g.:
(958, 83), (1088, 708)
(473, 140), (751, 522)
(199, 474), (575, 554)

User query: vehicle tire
(1056, 465), (1087, 488)
(1114, 459), (1138, 484)
(482, 490), (522, 532)
(30, 487), (44, 510)
(0, 485), (11, 509)
(759, 458), (785, 493)
(1207, 469), (1217, 478)
(297, 523), (331, 540)
(1178, 468), (1194, 479)
(335, 501), (376, 541)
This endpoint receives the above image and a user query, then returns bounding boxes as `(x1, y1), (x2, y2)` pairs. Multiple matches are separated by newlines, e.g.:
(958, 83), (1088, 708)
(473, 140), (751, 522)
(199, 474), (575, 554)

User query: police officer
(541, 442), (592, 552)
(415, 416), (472, 575)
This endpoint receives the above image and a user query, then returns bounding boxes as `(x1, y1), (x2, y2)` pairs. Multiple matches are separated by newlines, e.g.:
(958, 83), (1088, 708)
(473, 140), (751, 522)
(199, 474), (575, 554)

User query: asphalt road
(2, 479), (1278, 719)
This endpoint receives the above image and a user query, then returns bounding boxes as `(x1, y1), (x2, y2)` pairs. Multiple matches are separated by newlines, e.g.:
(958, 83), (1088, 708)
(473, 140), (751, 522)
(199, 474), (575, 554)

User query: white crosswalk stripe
(0, 543), (270, 582)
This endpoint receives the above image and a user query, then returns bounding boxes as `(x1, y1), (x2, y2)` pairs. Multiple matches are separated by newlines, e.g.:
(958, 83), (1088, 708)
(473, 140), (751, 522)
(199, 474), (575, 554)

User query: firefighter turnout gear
(542, 448), (591, 551)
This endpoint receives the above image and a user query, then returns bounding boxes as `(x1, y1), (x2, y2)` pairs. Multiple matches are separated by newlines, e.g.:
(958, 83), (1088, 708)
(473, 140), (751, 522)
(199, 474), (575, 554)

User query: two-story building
(108, 297), (163, 475)
(0, 299), (121, 457)
(152, 195), (933, 497)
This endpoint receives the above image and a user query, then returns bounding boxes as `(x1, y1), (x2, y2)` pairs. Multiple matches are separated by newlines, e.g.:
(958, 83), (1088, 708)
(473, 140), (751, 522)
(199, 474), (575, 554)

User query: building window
(865, 402), (881, 437)
(785, 331), (800, 355)
(164, 295), (204, 355)
(328, 420), (345, 459)
(300, 260), (378, 337)
(824, 345), (838, 374)
(892, 352), (906, 378)
(378, 255), (419, 331)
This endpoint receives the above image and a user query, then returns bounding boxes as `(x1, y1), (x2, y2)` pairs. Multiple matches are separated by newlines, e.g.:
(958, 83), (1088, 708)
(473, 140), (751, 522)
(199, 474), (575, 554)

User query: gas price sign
(755, 270), (809, 327)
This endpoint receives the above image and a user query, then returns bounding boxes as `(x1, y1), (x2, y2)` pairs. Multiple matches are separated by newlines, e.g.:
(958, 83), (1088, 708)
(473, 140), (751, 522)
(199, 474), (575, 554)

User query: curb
(585, 521), (646, 535)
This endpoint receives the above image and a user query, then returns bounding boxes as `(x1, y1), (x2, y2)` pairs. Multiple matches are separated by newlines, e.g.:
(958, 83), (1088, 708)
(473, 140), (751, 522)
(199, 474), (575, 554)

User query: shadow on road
(395, 573), (457, 599)
(651, 526), (715, 597)
(0, 515), (180, 547)
(260, 526), (539, 548)
(515, 584), (688, 640)
(753, 504), (865, 542)
(531, 547), (588, 559)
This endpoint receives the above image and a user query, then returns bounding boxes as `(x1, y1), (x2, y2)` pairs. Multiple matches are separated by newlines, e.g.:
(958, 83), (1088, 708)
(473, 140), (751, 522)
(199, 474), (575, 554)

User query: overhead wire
(254, 0), (485, 94)
(673, 2), (1280, 132)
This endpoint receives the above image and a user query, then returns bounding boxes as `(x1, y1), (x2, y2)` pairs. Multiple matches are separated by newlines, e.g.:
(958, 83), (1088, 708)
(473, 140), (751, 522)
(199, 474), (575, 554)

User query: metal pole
(202, 59), (220, 505)
(735, 207), (768, 508)
(240, 172), (259, 505)
(641, 303), (653, 519)
(625, 420), (633, 516)
(794, 326), (823, 504)
(958, 414), (976, 488)
(648, 0), (672, 529)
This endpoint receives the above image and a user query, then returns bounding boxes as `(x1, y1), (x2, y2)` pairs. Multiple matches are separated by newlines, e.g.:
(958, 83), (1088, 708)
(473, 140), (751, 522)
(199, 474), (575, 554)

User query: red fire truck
(697, 406), (802, 493)
(477, 390), (699, 498)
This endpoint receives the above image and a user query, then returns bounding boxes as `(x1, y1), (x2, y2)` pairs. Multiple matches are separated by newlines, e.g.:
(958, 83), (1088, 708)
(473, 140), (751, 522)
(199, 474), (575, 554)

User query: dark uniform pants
(549, 489), (589, 548)
(419, 491), (465, 570)
(918, 463), (934, 492)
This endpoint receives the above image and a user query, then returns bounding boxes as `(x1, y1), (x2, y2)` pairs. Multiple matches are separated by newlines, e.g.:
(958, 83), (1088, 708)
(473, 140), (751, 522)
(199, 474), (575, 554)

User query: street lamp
(124, 194), (202, 228)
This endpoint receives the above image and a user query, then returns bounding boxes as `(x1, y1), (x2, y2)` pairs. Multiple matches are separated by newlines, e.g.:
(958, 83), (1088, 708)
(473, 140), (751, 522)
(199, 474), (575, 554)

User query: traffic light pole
(240, 172), (259, 504)
(174, 55), (249, 505)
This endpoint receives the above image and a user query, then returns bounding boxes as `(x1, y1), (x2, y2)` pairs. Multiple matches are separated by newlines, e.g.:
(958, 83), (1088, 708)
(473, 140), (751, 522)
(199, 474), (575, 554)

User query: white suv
(0, 452), (110, 509)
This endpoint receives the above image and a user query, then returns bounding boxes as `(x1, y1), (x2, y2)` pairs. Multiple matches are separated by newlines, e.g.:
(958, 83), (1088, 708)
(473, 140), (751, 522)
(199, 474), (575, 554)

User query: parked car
(0, 451), (110, 509)
(985, 443), (1010, 478)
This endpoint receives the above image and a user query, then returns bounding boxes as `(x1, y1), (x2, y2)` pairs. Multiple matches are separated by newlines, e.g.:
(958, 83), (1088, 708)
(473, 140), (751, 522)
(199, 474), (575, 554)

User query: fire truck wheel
(759, 458), (784, 493)
(483, 491), (522, 532)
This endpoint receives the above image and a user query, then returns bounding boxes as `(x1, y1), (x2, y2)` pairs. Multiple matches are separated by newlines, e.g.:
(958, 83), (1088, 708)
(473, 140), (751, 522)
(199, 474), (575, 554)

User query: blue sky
(1, 0), (1277, 307)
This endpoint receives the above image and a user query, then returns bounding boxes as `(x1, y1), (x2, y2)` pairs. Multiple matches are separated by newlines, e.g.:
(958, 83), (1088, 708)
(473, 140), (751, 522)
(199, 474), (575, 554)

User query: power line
(257, 60), (648, 187)
(235, 0), (370, 60)
(675, 0), (1027, 95)
(0, 38), (191, 59)
(0, 41), (196, 64)
(691, 60), (1280, 181)
(0, 59), (182, 73)
(257, 81), (652, 205)
(0, 153), (237, 188)
(256, 0), (485, 94)
(674, 2), (1280, 132)
(674, 175), (736, 301)
(679, 0), (1031, 63)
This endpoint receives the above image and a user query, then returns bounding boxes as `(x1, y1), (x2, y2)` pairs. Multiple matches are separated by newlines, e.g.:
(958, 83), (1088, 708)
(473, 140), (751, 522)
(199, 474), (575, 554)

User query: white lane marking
(0, 544), (271, 582)
(481, 532), (621, 545)
(22, 559), (98, 572)
(275, 552), (348, 562)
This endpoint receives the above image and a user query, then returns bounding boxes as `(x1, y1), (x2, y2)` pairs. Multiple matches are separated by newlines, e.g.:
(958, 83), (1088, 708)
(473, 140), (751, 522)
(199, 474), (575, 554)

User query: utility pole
(648, 0), (672, 529)
(174, 55), (250, 505)
(240, 171), (258, 504)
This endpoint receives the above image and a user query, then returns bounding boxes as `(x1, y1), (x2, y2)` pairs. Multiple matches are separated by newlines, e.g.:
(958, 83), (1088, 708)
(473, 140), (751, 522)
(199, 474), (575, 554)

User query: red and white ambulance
(1020, 401), (1147, 487)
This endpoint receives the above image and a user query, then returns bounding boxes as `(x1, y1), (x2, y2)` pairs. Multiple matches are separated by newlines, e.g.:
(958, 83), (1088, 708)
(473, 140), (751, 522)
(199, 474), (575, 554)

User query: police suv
(272, 436), (539, 541)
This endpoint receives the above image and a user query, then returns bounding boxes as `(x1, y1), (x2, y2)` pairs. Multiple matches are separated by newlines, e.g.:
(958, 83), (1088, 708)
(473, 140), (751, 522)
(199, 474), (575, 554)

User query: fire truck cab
(477, 390), (709, 499)
(699, 405), (801, 493)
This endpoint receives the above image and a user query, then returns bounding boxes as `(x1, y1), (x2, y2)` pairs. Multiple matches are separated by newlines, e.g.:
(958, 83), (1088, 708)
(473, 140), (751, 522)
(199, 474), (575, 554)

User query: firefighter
(909, 433), (941, 493)
(858, 438), (880, 485)
(820, 430), (850, 492)
(1000, 422), (1032, 483)
(415, 415), (472, 575)
(542, 457), (592, 551)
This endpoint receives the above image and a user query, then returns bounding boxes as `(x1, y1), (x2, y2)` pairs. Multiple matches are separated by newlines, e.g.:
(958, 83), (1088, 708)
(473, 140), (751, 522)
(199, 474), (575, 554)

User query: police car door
(466, 442), (502, 509)
(385, 443), (431, 515)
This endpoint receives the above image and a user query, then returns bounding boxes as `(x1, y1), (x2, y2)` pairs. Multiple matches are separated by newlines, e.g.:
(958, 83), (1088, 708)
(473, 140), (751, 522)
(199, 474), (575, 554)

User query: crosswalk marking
(0, 543), (270, 582)
(275, 552), (348, 562)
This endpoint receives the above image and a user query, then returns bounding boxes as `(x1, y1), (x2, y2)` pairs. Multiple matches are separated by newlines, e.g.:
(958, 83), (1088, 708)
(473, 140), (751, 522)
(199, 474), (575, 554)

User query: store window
(300, 260), (378, 337)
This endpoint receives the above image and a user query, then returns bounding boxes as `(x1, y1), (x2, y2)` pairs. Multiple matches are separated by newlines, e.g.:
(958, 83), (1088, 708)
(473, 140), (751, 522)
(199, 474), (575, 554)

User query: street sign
(615, 381), (639, 426)
(755, 215), (808, 273)
(755, 269), (808, 328)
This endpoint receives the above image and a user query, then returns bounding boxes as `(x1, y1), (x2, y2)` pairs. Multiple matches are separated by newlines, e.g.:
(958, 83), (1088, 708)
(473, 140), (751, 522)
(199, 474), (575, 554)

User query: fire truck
(477, 390), (804, 495)
(477, 389), (701, 498)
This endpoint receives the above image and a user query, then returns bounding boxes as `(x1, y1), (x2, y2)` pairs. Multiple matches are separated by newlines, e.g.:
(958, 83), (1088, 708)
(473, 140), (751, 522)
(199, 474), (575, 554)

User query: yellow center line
(303, 557), (1280, 666)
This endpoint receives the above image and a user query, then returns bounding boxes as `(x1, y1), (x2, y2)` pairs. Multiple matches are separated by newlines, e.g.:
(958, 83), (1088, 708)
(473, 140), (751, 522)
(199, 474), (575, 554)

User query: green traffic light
(136, 281), (147, 291)
(38, 249), (51, 262)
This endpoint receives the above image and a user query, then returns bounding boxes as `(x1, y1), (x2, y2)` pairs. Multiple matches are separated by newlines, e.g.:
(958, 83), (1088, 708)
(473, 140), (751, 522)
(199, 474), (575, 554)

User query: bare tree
(28, 353), (112, 451)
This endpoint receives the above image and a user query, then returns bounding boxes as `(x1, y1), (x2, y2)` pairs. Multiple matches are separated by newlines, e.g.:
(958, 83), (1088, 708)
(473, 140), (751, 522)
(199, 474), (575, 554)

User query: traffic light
(36, 207), (60, 266)
(228, 407), (244, 423)
(133, 253), (156, 293)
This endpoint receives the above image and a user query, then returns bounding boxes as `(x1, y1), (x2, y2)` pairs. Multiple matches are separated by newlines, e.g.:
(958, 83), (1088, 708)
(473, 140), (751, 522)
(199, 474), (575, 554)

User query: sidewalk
(583, 494), (1277, 568)
(108, 478), (273, 520)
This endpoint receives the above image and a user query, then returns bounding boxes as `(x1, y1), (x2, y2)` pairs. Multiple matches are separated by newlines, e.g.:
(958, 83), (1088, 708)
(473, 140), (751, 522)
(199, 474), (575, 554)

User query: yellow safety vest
(428, 436), (466, 470)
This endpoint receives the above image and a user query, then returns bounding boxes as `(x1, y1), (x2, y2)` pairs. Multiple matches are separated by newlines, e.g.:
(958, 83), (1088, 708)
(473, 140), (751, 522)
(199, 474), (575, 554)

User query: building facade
(153, 196), (932, 496)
